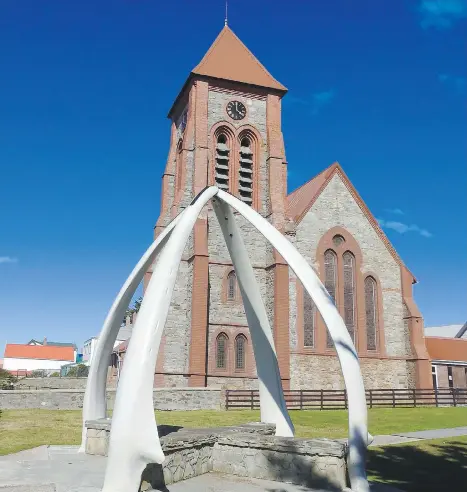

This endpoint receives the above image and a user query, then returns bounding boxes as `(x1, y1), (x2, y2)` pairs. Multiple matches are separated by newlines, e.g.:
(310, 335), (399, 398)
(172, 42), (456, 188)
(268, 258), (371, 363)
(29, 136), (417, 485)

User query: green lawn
(1, 407), (466, 456)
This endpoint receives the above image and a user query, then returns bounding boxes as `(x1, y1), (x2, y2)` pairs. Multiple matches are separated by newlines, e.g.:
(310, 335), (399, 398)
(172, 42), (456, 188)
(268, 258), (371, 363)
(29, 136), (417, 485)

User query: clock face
(226, 100), (246, 120)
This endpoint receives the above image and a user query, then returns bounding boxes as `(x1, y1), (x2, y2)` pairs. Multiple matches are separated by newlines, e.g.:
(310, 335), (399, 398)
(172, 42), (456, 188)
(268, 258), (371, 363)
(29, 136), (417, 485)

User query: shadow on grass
(367, 440), (467, 492)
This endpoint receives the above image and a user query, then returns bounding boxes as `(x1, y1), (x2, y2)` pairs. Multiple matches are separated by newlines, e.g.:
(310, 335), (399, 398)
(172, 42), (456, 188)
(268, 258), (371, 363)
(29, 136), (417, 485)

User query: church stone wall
(162, 257), (193, 382)
(288, 173), (413, 389)
(290, 355), (415, 390)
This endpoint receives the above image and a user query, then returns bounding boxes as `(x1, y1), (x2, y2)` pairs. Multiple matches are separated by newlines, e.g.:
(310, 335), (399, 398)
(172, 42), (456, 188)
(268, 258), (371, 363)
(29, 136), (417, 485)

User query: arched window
(227, 271), (237, 300)
(238, 136), (253, 206)
(215, 133), (230, 191)
(324, 249), (337, 348)
(303, 290), (316, 347)
(365, 276), (378, 351)
(216, 333), (228, 369)
(343, 252), (356, 343)
(235, 334), (247, 370)
(175, 140), (183, 191)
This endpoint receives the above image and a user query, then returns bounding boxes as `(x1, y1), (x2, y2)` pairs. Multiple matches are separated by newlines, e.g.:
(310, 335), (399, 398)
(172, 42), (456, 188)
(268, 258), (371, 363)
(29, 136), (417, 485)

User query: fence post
(369, 390), (373, 409)
(452, 388), (457, 407)
(320, 389), (324, 410)
(392, 389), (396, 408)
(435, 388), (439, 407)
(344, 389), (348, 410)
(413, 389), (416, 407)
(299, 390), (303, 410)
(251, 390), (254, 410)
(226, 390), (229, 410)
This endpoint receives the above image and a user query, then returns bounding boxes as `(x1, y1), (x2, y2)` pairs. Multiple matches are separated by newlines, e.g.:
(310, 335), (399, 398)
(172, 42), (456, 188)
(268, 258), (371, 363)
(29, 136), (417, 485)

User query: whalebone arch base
(82, 186), (369, 492)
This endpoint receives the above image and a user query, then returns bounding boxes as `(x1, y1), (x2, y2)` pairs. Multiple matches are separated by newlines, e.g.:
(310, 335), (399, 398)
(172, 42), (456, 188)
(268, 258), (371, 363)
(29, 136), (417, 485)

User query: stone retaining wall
(85, 419), (349, 491)
(0, 388), (224, 411)
(13, 378), (90, 390)
(212, 434), (347, 490)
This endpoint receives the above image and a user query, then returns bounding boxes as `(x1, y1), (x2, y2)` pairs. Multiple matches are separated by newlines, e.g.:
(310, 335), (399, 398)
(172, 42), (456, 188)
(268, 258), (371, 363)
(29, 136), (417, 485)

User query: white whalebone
(217, 189), (369, 492)
(101, 187), (218, 492)
(212, 198), (294, 437)
(80, 208), (188, 452)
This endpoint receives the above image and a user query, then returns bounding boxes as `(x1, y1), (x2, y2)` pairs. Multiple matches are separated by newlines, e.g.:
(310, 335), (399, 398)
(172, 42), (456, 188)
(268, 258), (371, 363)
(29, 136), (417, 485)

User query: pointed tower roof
(169, 25), (286, 116)
(191, 25), (287, 92)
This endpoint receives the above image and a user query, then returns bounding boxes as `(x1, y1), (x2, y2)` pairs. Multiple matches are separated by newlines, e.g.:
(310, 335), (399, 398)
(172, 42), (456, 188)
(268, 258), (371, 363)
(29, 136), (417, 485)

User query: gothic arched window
(238, 136), (253, 206)
(303, 290), (316, 347)
(365, 276), (378, 351)
(235, 334), (247, 370)
(324, 249), (337, 348)
(216, 333), (228, 369)
(227, 270), (237, 300)
(343, 251), (356, 343)
(215, 133), (230, 191)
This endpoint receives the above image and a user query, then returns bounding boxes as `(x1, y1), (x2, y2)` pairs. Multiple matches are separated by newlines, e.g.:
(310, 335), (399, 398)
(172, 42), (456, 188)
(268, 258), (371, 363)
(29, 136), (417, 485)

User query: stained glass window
(324, 250), (337, 348)
(303, 290), (315, 347)
(216, 333), (228, 369)
(343, 252), (356, 343)
(235, 335), (246, 370)
(365, 276), (377, 351)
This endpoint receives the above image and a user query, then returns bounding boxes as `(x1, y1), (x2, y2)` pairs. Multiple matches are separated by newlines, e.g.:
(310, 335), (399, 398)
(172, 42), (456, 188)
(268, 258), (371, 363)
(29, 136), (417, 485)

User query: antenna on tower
(225, 0), (228, 26)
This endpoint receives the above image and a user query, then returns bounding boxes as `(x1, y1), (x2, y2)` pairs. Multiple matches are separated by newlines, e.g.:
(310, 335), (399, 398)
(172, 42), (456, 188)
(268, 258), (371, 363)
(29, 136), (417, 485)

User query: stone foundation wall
(206, 376), (259, 389)
(13, 377), (90, 390)
(291, 354), (416, 389)
(0, 387), (224, 411)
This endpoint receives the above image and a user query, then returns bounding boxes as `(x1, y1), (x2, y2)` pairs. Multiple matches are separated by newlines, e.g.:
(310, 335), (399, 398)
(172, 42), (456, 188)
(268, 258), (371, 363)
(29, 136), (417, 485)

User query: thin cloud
(385, 208), (404, 215)
(378, 219), (433, 238)
(284, 90), (336, 115)
(311, 89), (335, 115)
(419, 0), (467, 29)
(0, 256), (18, 264)
(438, 73), (466, 93)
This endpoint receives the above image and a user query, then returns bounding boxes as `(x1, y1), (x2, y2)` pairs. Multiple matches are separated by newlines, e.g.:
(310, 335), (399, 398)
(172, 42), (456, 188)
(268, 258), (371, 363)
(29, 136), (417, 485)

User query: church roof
(287, 162), (417, 283)
(192, 26), (287, 92)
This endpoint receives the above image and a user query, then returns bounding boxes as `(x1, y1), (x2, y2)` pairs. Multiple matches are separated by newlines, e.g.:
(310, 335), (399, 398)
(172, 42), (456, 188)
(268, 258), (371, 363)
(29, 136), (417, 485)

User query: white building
(3, 343), (76, 375)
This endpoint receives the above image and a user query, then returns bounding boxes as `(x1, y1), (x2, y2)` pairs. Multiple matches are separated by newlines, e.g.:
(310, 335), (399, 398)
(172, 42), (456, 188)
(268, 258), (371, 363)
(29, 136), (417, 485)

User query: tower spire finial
(225, 0), (228, 26)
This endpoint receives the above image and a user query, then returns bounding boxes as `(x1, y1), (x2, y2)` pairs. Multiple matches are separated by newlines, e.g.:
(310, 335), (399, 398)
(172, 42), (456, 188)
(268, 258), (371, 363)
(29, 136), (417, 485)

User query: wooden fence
(225, 388), (467, 410)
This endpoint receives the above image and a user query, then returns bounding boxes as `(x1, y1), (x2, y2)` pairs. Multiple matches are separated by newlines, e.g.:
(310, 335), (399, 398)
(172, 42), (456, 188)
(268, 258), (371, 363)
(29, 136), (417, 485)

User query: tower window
(175, 140), (183, 192)
(215, 133), (230, 191)
(238, 136), (253, 206)
(227, 271), (237, 300)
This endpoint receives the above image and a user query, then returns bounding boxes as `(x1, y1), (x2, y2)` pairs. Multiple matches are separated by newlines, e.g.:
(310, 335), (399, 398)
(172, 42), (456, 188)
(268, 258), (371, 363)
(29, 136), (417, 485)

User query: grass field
(1, 406), (466, 455)
(1, 407), (466, 491)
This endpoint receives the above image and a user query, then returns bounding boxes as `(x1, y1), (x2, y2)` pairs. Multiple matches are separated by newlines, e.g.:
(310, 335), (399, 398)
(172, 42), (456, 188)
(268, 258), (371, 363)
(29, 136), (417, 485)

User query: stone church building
(145, 25), (432, 391)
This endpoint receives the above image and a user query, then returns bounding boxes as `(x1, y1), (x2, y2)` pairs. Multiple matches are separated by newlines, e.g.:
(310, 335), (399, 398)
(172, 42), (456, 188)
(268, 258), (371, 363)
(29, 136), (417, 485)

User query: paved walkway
(2, 427), (466, 492)
(369, 426), (467, 447)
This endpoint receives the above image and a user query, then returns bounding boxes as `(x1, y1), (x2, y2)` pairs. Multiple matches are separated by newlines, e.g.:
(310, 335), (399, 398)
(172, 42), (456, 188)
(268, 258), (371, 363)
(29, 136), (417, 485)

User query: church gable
(289, 163), (414, 281)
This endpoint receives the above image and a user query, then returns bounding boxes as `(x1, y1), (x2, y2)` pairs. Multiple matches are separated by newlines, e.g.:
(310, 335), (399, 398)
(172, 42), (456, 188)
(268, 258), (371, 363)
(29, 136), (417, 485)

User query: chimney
(43, 337), (47, 346)
(125, 315), (131, 326)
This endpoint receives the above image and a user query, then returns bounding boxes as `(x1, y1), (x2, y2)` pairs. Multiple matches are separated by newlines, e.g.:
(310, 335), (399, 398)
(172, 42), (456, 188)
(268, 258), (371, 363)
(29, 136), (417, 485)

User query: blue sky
(0, 0), (466, 349)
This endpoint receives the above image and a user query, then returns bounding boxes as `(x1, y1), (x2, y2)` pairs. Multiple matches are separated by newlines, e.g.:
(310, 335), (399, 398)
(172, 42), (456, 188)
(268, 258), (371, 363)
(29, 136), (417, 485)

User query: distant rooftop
(27, 339), (77, 350)
(424, 323), (467, 339)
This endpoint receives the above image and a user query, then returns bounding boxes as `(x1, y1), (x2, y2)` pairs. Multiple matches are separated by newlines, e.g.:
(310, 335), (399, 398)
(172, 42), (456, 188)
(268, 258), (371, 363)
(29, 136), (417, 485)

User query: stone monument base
(85, 419), (349, 491)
